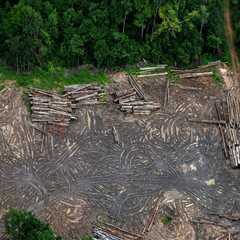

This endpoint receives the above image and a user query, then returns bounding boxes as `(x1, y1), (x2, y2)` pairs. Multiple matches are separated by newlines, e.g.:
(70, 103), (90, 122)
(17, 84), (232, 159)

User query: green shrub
(80, 235), (94, 240)
(5, 209), (62, 240)
(161, 215), (173, 225)
(212, 69), (223, 86)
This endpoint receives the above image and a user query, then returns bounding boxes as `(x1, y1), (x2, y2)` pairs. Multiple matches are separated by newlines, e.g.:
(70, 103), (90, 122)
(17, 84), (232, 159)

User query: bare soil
(0, 73), (239, 239)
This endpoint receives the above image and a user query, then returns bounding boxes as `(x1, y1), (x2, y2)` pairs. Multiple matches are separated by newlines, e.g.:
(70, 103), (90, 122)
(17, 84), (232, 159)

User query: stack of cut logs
(136, 65), (168, 78)
(225, 88), (240, 167)
(136, 61), (220, 79)
(216, 87), (240, 168)
(113, 75), (160, 115)
(227, 88), (240, 128)
(64, 84), (105, 105)
(171, 61), (219, 79)
(30, 89), (76, 127)
(225, 124), (240, 167)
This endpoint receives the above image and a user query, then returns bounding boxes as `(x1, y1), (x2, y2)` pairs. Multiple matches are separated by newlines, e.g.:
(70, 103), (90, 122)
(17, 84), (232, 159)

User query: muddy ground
(0, 73), (239, 239)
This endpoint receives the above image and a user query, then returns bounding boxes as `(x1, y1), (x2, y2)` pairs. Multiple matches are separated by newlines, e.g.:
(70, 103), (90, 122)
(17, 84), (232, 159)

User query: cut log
(164, 79), (170, 109)
(120, 101), (154, 106)
(75, 92), (98, 101)
(118, 96), (138, 104)
(128, 74), (145, 100)
(215, 103), (229, 159)
(188, 119), (226, 125)
(137, 72), (168, 78)
(173, 84), (202, 91)
(179, 72), (213, 79)
(133, 105), (160, 111)
(114, 92), (137, 103)
(172, 61), (221, 74)
(112, 126), (120, 144)
(133, 110), (151, 115)
(64, 84), (92, 92)
(139, 65), (167, 71)
(114, 89), (135, 98)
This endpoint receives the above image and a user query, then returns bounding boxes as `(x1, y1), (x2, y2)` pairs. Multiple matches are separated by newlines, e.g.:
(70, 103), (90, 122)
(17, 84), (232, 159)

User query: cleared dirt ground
(0, 74), (239, 239)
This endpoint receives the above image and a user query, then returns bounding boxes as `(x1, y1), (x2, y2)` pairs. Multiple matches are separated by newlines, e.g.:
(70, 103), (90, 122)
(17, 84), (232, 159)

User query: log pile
(136, 65), (168, 78)
(128, 74), (145, 100)
(225, 124), (240, 167)
(135, 61), (220, 80)
(113, 75), (160, 115)
(120, 101), (160, 115)
(216, 88), (240, 168)
(178, 72), (213, 79)
(29, 89), (76, 127)
(227, 88), (240, 128)
(64, 84), (106, 105)
(171, 62), (221, 80)
(172, 61), (221, 74)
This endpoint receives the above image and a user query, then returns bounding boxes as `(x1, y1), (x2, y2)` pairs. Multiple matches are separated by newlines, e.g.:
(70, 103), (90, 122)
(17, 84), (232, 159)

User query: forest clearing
(1, 1), (240, 240)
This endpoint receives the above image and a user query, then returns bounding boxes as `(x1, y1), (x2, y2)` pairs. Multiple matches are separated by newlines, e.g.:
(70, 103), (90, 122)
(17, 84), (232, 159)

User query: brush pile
(64, 84), (106, 105)
(113, 75), (160, 115)
(29, 88), (76, 127)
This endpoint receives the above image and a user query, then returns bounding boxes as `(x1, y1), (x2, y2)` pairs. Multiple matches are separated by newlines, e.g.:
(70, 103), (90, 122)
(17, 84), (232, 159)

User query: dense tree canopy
(0, 0), (238, 71)
(232, 0), (240, 56)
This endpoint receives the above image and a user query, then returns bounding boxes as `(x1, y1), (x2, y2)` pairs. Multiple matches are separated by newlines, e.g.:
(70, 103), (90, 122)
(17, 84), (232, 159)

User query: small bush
(80, 235), (94, 240)
(5, 208), (62, 240)
(161, 215), (173, 225)
(212, 69), (223, 85)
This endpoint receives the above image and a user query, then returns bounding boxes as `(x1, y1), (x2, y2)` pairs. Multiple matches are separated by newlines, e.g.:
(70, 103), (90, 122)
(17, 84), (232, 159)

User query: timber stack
(216, 87), (240, 168)
(226, 87), (240, 128)
(136, 65), (168, 78)
(113, 74), (160, 115)
(172, 61), (220, 79)
(29, 88), (76, 127)
(135, 61), (221, 79)
(64, 84), (106, 105)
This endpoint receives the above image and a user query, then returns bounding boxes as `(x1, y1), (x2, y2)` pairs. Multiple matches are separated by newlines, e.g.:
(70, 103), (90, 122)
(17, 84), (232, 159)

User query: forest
(0, 0), (239, 71)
